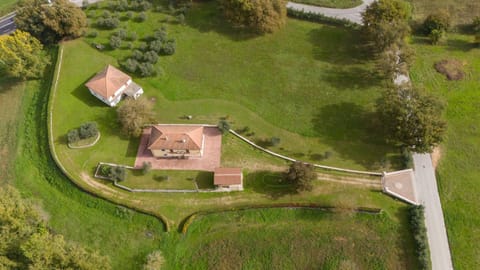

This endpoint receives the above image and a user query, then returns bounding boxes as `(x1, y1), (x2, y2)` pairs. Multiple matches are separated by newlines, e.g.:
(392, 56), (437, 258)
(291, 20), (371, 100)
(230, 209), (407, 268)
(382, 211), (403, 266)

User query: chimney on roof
(182, 139), (186, 143)
(164, 136), (168, 140)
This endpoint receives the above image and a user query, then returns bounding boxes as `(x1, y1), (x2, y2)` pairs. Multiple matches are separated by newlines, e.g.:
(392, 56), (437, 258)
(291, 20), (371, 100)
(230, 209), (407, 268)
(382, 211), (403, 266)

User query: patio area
(134, 126), (222, 171)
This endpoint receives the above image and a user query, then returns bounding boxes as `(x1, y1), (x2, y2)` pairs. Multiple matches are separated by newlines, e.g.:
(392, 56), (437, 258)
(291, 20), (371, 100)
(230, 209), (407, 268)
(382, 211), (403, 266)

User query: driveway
(286, 0), (375, 25)
(413, 153), (454, 270)
(134, 127), (222, 171)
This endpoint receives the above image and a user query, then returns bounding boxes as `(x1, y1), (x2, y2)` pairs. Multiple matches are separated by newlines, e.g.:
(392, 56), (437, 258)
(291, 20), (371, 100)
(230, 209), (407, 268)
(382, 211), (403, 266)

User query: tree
(218, 120), (231, 134)
(429, 29), (445, 45)
(376, 85), (447, 152)
(423, 10), (450, 35)
(220, 0), (287, 33)
(362, 0), (411, 53)
(110, 35), (122, 49)
(79, 122), (99, 139)
(285, 162), (316, 192)
(15, 0), (87, 44)
(0, 185), (111, 270)
(0, 30), (48, 79)
(143, 250), (165, 270)
(117, 97), (155, 137)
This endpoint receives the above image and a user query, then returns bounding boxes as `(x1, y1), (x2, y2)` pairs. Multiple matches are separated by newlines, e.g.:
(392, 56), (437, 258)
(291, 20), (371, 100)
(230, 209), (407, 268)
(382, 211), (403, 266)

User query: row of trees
(363, 0), (446, 153)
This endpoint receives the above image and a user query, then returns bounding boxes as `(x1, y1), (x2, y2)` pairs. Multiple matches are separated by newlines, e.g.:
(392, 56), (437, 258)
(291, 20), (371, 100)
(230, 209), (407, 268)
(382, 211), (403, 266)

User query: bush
(160, 40), (176, 55)
(79, 122), (99, 139)
(148, 40), (163, 52)
(132, 49), (144, 60)
(110, 166), (126, 181)
(97, 17), (120, 29)
(87, 31), (98, 37)
(218, 120), (231, 134)
(287, 8), (355, 28)
(473, 16), (480, 33)
(127, 42), (134, 49)
(270, 137), (280, 146)
(138, 42), (148, 51)
(409, 205), (431, 270)
(136, 12), (147, 22)
(115, 28), (128, 40)
(177, 14), (185, 24)
(122, 58), (139, 73)
(110, 35), (122, 49)
(139, 1), (152, 11)
(144, 51), (159, 64)
(67, 129), (80, 144)
(400, 148), (412, 169)
(423, 10), (450, 35)
(429, 29), (445, 45)
(100, 164), (112, 176)
(138, 62), (156, 77)
(154, 29), (168, 42)
(285, 162), (316, 192)
(142, 162), (152, 175)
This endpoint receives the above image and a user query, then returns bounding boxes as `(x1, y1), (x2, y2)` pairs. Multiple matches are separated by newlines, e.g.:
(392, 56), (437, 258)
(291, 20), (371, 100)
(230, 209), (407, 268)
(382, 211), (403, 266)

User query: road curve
(286, 0), (375, 25)
(413, 153), (454, 270)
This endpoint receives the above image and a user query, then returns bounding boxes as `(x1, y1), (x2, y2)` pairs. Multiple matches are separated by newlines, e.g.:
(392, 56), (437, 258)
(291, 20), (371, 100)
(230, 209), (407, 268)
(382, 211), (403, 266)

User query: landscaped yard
(164, 208), (418, 269)
(410, 34), (480, 269)
(121, 170), (213, 190)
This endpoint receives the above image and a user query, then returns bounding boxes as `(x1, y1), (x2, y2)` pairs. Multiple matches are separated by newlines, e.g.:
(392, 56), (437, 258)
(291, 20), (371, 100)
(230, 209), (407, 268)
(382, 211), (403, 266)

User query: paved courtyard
(134, 126), (222, 171)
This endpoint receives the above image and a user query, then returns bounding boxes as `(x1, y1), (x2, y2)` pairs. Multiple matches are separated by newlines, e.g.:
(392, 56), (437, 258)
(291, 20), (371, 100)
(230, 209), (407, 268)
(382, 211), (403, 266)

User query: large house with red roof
(85, 65), (143, 107)
(147, 125), (205, 158)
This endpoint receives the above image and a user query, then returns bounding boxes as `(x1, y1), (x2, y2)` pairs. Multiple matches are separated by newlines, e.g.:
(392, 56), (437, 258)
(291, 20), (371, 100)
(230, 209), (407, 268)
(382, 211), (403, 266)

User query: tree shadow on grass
(183, 2), (260, 42)
(312, 102), (393, 170)
(245, 171), (296, 199)
(308, 27), (369, 65)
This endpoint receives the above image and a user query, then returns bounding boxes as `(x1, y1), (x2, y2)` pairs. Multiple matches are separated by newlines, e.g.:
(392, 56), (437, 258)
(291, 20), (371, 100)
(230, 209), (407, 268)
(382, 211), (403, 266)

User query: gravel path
(413, 153), (454, 270)
(286, 0), (375, 25)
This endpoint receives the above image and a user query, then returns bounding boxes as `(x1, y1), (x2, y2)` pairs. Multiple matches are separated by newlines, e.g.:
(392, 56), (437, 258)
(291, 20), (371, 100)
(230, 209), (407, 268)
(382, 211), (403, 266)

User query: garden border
(67, 132), (101, 149)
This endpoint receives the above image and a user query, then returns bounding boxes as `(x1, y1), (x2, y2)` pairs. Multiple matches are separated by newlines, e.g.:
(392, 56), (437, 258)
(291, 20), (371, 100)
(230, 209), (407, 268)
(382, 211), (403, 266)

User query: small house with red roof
(147, 125), (205, 158)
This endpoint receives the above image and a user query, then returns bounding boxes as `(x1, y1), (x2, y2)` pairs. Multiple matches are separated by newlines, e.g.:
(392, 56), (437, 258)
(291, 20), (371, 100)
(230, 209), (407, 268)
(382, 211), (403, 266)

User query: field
(291, 0), (362, 9)
(164, 208), (417, 269)
(408, 0), (480, 26)
(410, 34), (480, 269)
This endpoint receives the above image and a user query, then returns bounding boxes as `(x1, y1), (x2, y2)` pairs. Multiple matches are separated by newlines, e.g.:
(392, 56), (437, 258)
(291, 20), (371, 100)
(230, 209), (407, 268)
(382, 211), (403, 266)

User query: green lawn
(80, 1), (399, 171)
(11, 49), (165, 270)
(410, 34), (480, 269)
(121, 170), (213, 190)
(292, 0), (362, 8)
(164, 208), (418, 269)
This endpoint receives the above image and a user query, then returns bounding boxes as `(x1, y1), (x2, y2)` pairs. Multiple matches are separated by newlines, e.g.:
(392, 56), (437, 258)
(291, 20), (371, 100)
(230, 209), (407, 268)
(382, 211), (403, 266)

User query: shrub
(142, 162), (152, 175)
(67, 129), (80, 144)
(144, 51), (159, 64)
(100, 164), (112, 176)
(138, 42), (148, 51)
(122, 58), (139, 73)
(139, 1), (152, 11)
(110, 35), (122, 49)
(177, 14), (185, 24)
(110, 166), (126, 181)
(127, 42), (134, 49)
(423, 10), (450, 35)
(132, 49), (144, 60)
(138, 62), (156, 77)
(287, 8), (355, 28)
(473, 16), (480, 33)
(143, 251), (165, 270)
(126, 11), (134, 20)
(429, 29), (445, 45)
(97, 17), (120, 29)
(79, 122), (99, 139)
(87, 31), (98, 38)
(270, 137), (280, 146)
(160, 40), (176, 55)
(409, 205), (431, 270)
(285, 162), (316, 192)
(148, 40), (163, 53)
(218, 120), (231, 134)
(115, 28), (128, 40)
(136, 12), (147, 22)
(153, 29), (168, 42)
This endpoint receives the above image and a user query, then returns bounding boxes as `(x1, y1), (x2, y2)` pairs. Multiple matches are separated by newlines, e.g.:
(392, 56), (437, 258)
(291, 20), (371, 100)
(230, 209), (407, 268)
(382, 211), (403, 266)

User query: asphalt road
(413, 153), (454, 270)
(286, 0), (375, 25)
(0, 12), (15, 35)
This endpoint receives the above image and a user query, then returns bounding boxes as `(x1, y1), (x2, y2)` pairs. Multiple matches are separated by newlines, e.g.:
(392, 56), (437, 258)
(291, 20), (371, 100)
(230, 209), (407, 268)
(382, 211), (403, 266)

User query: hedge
(287, 8), (360, 29)
(409, 205), (431, 270)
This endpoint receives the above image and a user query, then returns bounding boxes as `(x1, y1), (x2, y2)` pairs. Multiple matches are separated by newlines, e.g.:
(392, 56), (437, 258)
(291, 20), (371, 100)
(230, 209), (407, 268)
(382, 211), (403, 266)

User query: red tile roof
(147, 125), (204, 151)
(214, 168), (243, 185)
(85, 65), (131, 100)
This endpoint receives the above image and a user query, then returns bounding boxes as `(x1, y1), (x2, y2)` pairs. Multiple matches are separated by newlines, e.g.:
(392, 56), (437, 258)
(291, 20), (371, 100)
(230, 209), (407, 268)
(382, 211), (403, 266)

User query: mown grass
(163, 208), (418, 269)
(12, 48), (165, 270)
(410, 34), (480, 269)
(81, 1), (399, 170)
(121, 170), (213, 190)
(292, 0), (362, 9)
(0, 0), (16, 16)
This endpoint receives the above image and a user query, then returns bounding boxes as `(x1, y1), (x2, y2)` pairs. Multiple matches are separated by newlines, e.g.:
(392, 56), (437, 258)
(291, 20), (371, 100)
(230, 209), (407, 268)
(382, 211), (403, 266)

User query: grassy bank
(12, 48), (165, 269)
(410, 34), (480, 269)
(164, 208), (418, 269)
